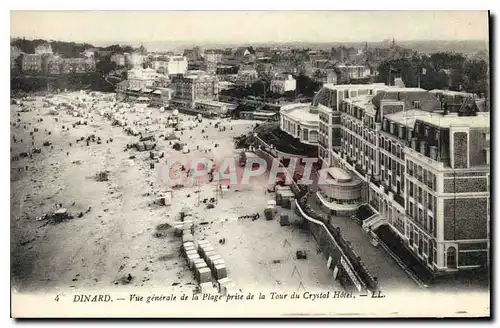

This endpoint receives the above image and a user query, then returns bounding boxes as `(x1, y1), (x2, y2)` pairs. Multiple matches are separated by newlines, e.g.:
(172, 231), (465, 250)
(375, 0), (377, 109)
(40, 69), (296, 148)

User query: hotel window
(409, 225), (414, 244)
(418, 208), (424, 226)
(429, 215), (434, 234)
(484, 132), (490, 141)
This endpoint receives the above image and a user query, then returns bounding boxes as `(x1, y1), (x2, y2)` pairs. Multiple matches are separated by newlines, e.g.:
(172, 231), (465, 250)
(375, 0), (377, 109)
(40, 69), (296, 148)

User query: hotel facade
(314, 83), (490, 274)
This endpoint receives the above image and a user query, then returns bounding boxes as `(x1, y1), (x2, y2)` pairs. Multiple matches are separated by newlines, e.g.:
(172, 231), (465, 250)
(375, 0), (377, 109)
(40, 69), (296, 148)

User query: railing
(370, 176), (381, 188)
(393, 193), (405, 208)
(295, 198), (375, 292)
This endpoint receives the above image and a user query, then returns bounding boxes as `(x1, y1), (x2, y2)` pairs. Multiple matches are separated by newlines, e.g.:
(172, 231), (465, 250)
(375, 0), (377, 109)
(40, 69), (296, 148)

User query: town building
(280, 103), (319, 146)
(34, 43), (53, 55)
(233, 47), (252, 59)
(311, 69), (338, 85)
(170, 71), (219, 110)
(150, 87), (175, 107)
(218, 81), (235, 91)
(270, 74), (297, 94)
(82, 50), (95, 59)
(235, 69), (259, 87)
(115, 79), (174, 107)
(216, 65), (238, 76)
(239, 110), (278, 121)
(59, 58), (94, 74)
(314, 83), (490, 274)
(183, 47), (203, 62)
(41, 54), (59, 74)
(21, 54), (42, 72)
(203, 50), (223, 63)
(127, 67), (157, 89)
(194, 100), (237, 116)
(200, 60), (217, 75)
(110, 53), (126, 67)
(317, 167), (364, 216)
(125, 52), (145, 68)
(335, 64), (371, 82)
(150, 55), (188, 76)
(11, 46), (22, 70)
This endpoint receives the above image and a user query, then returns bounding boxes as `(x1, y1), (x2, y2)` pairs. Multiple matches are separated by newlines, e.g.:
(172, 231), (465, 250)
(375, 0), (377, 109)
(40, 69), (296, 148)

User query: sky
(10, 11), (489, 45)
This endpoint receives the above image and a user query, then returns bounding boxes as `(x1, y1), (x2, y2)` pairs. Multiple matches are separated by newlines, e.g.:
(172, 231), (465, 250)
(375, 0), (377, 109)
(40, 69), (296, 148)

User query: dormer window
(413, 101), (421, 109)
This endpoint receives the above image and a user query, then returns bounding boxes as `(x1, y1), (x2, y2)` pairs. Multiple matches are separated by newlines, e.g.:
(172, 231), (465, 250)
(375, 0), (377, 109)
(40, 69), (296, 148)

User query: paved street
(307, 194), (420, 292)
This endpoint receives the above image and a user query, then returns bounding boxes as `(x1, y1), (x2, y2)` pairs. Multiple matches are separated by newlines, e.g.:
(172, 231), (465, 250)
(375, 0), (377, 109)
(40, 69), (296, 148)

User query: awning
(128, 87), (141, 92)
(141, 88), (153, 93)
(137, 97), (150, 101)
(152, 90), (162, 95)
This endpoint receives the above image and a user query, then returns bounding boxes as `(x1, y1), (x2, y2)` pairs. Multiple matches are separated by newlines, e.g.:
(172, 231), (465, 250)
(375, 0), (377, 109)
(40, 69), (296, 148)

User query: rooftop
(195, 100), (236, 107)
(280, 104), (319, 124)
(318, 167), (362, 187)
(385, 110), (490, 129)
(327, 167), (351, 182)
(343, 95), (377, 115)
(429, 89), (476, 98)
(384, 109), (432, 128)
(372, 89), (442, 112)
(322, 83), (386, 91)
(417, 112), (490, 129)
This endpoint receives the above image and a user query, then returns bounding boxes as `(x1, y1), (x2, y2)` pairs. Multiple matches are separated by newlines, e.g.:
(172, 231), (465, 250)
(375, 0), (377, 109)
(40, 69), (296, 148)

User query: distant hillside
(137, 39), (489, 56)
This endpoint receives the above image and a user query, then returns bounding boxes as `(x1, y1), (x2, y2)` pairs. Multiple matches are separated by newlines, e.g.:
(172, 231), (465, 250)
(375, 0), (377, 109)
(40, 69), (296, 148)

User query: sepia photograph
(9, 10), (491, 318)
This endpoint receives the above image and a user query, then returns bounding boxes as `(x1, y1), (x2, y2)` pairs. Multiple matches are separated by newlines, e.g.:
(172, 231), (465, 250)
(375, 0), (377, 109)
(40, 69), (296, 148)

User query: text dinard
(72, 291), (361, 303)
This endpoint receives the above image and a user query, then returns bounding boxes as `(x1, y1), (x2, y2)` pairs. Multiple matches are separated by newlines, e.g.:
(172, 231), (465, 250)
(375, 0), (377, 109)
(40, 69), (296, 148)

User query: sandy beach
(10, 91), (340, 295)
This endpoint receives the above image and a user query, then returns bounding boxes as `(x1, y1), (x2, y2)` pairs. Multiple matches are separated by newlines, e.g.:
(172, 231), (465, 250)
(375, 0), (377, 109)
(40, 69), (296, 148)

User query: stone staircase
(362, 213), (388, 232)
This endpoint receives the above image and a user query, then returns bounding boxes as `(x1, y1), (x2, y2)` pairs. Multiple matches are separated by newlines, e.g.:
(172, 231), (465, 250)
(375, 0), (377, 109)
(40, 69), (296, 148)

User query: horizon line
(10, 36), (489, 45)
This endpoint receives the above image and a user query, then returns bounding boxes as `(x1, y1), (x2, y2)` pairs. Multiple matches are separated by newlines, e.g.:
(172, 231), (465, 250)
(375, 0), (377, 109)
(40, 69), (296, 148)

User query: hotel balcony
(393, 193), (405, 208)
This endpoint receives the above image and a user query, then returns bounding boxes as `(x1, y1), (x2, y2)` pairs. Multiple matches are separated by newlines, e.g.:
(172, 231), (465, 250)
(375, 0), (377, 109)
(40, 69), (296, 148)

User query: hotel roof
(318, 167), (362, 187)
(385, 110), (490, 129)
(343, 95), (376, 115)
(372, 89), (441, 112)
(280, 104), (319, 124)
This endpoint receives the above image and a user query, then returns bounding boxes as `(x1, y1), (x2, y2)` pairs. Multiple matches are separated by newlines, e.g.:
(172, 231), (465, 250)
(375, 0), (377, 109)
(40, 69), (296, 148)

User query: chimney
(443, 101), (449, 115)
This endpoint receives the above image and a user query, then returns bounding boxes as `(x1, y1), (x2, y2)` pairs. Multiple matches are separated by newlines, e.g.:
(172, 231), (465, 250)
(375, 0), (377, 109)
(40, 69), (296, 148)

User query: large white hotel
(302, 83), (491, 274)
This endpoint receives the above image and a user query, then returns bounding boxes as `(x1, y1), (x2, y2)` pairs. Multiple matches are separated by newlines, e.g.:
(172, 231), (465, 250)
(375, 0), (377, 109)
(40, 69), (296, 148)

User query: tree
(296, 74), (321, 98)
(462, 59), (488, 97)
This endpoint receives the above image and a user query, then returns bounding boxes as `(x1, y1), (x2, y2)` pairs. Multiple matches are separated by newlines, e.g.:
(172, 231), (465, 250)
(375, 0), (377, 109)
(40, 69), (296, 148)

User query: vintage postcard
(10, 10), (491, 318)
